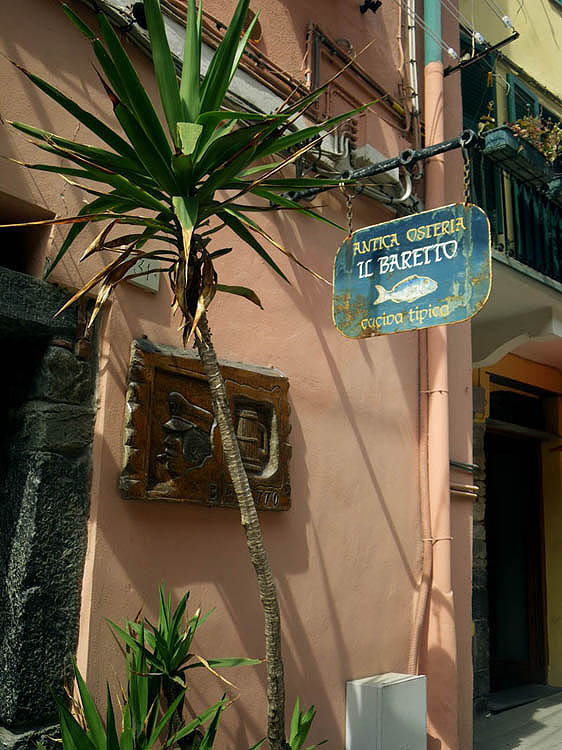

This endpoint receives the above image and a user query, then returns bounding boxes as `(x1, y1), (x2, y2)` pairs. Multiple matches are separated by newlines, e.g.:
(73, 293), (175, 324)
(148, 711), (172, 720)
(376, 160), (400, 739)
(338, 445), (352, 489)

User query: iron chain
(339, 182), (355, 237)
(461, 146), (472, 205)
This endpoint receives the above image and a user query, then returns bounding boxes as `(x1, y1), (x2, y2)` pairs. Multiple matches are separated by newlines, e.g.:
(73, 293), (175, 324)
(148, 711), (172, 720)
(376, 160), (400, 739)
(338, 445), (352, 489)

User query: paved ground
(474, 692), (562, 750)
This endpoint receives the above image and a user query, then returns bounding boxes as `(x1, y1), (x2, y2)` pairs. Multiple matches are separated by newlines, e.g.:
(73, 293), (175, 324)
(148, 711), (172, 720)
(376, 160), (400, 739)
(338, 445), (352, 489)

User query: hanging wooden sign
(332, 203), (492, 338)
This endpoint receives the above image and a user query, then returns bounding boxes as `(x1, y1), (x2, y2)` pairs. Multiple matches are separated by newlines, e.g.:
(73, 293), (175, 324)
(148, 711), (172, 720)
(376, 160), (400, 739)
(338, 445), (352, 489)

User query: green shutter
(507, 73), (539, 121)
(506, 76), (539, 264)
(460, 49), (496, 131)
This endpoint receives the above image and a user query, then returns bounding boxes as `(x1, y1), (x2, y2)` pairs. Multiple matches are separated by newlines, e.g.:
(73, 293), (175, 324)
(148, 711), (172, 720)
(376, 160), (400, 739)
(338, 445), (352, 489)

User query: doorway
(485, 427), (547, 691)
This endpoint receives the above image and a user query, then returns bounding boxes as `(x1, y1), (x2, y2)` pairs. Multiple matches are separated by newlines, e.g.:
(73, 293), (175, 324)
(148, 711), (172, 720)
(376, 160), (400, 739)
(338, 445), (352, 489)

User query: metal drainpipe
(421, 1), (459, 749)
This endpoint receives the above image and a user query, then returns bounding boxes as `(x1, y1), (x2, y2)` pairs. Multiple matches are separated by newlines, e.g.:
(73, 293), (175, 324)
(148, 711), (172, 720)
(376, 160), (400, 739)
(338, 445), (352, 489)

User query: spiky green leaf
(185, 654), (264, 668)
(10, 61), (142, 165)
(180, 0), (201, 121)
(255, 102), (373, 160)
(120, 705), (133, 750)
(198, 697), (226, 750)
(250, 186), (344, 231)
(143, 0), (185, 144)
(53, 691), (96, 750)
(106, 686), (119, 750)
(147, 688), (186, 747)
(165, 700), (227, 746)
(73, 662), (106, 750)
(218, 209), (290, 283)
(177, 122), (203, 155)
(9, 121), (146, 177)
(97, 11), (173, 159)
(110, 101), (179, 194)
(200, 0), (251, 113)
(228, 11), (260, 86)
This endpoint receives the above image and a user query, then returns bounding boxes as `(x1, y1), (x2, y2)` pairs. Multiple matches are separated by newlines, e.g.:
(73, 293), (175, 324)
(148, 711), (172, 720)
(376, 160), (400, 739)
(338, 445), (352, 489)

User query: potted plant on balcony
(517, 120), (562, 204)
(511, 115), (562, 204)
(482, 117), (553, 186)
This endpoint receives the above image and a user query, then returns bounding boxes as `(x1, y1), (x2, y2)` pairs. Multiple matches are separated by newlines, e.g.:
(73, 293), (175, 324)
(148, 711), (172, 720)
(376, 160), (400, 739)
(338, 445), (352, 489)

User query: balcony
(483, 126), (553, 187)
(469, 146), (562, 370)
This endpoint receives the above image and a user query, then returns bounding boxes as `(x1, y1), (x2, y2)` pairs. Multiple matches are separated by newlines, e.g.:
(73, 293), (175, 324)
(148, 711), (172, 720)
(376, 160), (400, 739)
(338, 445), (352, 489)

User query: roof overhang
(472, 250), (562, 370)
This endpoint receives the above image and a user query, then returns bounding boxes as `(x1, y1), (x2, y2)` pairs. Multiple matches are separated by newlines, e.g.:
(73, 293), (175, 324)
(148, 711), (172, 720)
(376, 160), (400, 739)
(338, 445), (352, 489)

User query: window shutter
(461, 55), (496, 131)
(507, 73), (539, 121)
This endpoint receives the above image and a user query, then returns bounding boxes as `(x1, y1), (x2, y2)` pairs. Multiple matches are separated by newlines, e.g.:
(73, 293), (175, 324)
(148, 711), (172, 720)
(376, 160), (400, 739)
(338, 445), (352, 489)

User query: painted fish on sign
(332, 203), (492, 338)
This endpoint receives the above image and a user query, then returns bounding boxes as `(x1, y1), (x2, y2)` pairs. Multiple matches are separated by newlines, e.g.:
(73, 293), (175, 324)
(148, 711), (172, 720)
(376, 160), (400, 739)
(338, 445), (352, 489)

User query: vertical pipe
(422, 1), (459, 749)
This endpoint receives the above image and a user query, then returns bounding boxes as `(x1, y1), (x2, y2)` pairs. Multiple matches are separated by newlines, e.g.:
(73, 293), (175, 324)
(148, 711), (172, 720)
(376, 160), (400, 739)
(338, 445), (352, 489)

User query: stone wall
(0, 267), (97, 750)
(472, 417), (490, 712)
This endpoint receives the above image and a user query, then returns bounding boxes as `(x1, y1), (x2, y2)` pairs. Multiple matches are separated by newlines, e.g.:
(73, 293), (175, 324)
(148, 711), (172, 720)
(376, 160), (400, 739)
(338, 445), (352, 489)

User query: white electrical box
(126, 257), (161, 294)
(345, 672), (426, 750)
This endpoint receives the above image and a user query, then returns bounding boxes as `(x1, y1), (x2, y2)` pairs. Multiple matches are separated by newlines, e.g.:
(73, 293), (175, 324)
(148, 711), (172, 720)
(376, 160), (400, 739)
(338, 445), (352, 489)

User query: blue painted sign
(332, 203), (491, 338)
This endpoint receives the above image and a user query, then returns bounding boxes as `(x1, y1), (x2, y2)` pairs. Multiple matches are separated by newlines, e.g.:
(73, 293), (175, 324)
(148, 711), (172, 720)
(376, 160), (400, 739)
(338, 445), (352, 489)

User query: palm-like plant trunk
(195, 313), (286, 750)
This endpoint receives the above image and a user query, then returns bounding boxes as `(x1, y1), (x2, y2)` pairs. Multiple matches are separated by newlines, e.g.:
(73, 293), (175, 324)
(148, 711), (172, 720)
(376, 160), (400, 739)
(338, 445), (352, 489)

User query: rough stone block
(473, 523), (487, 541)
(472, 620), (490, 667)
(0, 452), (90, 727)
(0, 267), (97, 737)
(472, 587), (489, 619)
(473, 669), (490, 699)
(0, 724), (59, 750)
(473, 618), (490, 652)
(473, 569), (488, 591)
(473, 500), (486, 523)
(10, 403), (95, 457)
(28, 345), (93, 404)
(473, 539), (487, 562)
(0, 268), (77, 340)
(473, 695), (489, 715)
(473, 639), (490, 674)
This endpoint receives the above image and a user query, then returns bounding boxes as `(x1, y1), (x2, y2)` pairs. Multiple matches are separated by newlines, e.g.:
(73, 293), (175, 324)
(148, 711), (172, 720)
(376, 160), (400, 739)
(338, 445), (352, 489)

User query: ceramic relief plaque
(120, 339), (291, 510)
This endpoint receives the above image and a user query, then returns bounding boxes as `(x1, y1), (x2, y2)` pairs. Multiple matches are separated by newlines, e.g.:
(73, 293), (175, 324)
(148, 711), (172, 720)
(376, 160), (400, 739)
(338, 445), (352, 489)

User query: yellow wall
(477, 354), (562, 685)
(459, 0), (562, 102)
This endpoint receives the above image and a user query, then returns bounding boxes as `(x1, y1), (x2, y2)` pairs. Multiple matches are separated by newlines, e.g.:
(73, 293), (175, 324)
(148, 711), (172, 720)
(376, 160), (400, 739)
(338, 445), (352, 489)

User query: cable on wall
(387, 0), (459, 59)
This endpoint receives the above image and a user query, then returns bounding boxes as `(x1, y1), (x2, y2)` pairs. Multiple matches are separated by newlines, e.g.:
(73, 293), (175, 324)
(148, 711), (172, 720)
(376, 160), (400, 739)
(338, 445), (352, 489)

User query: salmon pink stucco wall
(0, 0), (473, 747)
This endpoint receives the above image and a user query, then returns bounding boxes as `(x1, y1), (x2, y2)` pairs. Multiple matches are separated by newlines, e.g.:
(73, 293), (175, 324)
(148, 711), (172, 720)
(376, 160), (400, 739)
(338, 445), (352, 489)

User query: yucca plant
(287, 699), (326, 750)
(250, 699), (326, 750)
(4, 0), (367, 746)
(52, 660), (226, 750)
(50, 586), (255, 750)
(110, 584), (262, 742)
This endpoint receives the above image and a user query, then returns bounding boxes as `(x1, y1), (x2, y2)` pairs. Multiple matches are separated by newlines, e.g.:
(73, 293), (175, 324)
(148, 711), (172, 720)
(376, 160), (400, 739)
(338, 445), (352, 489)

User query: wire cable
(440, 0), (486, 45)
(388, 0), (459, 59)
(389, 0), (450, 57)
(439, 0), (475, 32)
(483, 0), (514, 29)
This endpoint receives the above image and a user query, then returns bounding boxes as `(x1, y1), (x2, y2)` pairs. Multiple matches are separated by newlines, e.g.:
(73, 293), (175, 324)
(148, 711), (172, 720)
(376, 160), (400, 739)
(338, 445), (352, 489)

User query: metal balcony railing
(470, 150), (562, 286)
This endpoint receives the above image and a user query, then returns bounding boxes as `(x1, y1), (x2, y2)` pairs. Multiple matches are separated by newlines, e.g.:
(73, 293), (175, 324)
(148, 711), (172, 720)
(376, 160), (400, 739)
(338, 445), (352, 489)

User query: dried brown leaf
(88, 252), (139, 328)
(80, 219), (119, 261)
(55, 243), (135, 318)
(0, 213), (115, 229)
(185, 252), (217, 343)
(192, 654), (238, 690)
